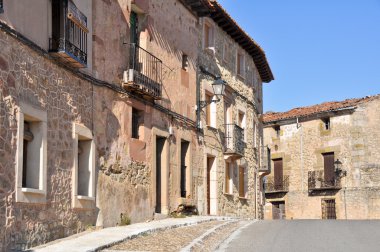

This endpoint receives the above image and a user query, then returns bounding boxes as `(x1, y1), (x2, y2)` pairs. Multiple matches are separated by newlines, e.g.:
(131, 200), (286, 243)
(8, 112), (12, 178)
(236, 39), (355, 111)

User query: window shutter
(239, 167), (245, 197)
(225, 162), (230, 194)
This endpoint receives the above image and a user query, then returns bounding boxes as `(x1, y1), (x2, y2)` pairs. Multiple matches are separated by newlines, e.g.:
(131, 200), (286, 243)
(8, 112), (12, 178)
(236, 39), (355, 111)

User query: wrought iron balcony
(264, 175), (289, 194)
(49, 38), (87, 68)
(224, 124), (245, 157)
(123, 43), (162, 100)
(49, 0), (88, 68)
(308, 170), (341, 192)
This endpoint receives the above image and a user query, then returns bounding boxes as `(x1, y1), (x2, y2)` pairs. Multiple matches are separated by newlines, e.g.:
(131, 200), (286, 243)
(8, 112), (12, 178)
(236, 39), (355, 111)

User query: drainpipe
(298, 118), (304, 192)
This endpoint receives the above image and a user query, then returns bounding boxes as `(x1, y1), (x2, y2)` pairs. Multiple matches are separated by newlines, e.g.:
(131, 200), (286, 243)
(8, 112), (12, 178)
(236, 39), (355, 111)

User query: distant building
(263, 95), (380, 220)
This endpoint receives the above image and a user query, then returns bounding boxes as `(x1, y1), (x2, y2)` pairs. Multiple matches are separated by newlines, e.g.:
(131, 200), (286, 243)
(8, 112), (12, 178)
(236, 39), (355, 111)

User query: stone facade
(263, 96), (380, 220)
(196, 15), (267, 217)
(0, 0), (273, 250)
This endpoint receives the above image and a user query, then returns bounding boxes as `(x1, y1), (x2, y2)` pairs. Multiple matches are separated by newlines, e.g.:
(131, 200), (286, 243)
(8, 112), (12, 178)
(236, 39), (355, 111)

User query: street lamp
(198, 77), (227, 108)
(334, 159), (346, 178)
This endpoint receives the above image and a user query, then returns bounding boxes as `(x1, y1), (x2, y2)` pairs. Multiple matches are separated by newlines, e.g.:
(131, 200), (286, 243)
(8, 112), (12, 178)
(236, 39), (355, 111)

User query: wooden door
(272, 201), (286, 220)
(323, 153), (335, 186)
(273, 159), (283, 190)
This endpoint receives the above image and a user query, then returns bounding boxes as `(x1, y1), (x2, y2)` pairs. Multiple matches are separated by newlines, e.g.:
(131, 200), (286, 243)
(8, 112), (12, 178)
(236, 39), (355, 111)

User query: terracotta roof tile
(263, 94), (380, 123)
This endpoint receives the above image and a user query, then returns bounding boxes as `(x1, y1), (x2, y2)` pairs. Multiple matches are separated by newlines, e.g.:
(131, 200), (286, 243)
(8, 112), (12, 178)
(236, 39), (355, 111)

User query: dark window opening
(323, 117), (330, 130)
(182, 54), (189, 71)
(22, 121), (36, 188)
(274, 125), (280, 138)
(132, 108), (143, 139)
(130, 11), (139, 45)
(0, 0), (4, 13)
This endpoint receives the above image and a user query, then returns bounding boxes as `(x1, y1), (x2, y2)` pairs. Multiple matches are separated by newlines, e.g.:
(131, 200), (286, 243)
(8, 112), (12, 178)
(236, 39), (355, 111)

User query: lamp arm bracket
(198, 99), (220, 109)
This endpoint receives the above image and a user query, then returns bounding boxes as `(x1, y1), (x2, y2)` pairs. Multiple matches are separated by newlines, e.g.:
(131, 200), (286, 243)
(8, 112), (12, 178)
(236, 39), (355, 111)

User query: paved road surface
(219, 220), (380, 252)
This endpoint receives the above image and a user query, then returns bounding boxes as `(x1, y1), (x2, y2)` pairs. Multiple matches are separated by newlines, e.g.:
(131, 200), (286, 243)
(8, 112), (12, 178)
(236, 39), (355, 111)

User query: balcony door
(323, 152), (335, 186)
(130, 11), (139, 45)
(273, 158), (283, 190)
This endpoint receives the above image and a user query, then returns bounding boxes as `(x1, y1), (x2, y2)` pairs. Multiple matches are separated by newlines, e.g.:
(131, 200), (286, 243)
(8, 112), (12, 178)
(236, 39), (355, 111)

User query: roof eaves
(208, 1), (274, 83)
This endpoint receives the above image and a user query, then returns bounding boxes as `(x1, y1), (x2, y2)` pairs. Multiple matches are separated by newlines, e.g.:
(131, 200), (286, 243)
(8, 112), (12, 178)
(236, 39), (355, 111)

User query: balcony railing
(264, 175), (289, 193)
(308, 170), (341, 191)
(123, 43), (162, 99)
(49, 0), (88, 68)
(224, 124), (245, 157)
(49, 38), (87, 68)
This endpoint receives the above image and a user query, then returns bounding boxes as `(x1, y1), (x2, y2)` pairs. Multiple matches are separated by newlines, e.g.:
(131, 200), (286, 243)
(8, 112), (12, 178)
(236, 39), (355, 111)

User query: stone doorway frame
(151, 127), (170, 215)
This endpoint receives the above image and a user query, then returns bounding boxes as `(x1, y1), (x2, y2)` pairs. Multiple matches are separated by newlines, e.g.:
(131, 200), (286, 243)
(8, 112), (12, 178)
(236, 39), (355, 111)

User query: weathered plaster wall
(263, 97), (380, 220)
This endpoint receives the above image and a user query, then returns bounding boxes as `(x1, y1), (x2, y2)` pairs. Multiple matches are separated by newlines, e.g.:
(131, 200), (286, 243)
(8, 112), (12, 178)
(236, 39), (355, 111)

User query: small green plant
(120, 213), (131, 226)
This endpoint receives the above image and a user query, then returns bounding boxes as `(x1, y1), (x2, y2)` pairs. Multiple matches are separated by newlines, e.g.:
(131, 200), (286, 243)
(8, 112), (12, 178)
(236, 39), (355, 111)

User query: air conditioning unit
(123, 69), (134, 83)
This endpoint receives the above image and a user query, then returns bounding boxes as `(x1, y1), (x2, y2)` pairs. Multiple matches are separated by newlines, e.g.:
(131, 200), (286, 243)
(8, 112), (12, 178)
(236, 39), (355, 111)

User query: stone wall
(197, 17), (264, 218)
(0, 28), (96, 251)
(263, 97), (380, 220)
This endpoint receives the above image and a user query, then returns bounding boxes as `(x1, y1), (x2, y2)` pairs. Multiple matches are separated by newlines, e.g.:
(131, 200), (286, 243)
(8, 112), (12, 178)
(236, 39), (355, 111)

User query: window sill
(239, 197), (248, 200)
(203, 47), (215, 56)
(76, 195), (95, 201)
(224, 193), (234, 197)
(21, 188), (46, 195)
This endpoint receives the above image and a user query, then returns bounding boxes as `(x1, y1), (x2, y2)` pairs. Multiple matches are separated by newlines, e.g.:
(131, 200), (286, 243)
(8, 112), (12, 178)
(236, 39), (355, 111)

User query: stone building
(263, 95), (380, 220)
(196, 1), (273, 218)
(0, 0), (272, 250)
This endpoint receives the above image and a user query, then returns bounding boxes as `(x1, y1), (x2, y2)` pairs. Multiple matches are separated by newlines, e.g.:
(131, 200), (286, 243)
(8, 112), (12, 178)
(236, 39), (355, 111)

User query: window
(323, 152), (335, 185)
(205, 92), (216, 128)
(16, 103), (47, 203)
(253, 122), (257, 148)
(73, 123), (95, 208)
(132, 108), (143, 139)
(274, 125), (281, 138)
(238, 111), (246, 142)
(182, 53), (189, 71)
(205, 93), (212, 126)
(225, 162), (233, 194)
(51, 0), (88, 67)
(223, 42), (228, 62)
(239, 166), (247, 198)
(203, 22), (214, 49)
(0, 0), (4, 13)
(322, 199), (336, 219)
(323, 117), (330, 130)
(237, 52), (245, 77)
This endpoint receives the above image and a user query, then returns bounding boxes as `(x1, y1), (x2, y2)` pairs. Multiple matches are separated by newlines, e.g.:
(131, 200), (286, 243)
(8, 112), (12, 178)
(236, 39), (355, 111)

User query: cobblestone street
(103, 220), (247, 252)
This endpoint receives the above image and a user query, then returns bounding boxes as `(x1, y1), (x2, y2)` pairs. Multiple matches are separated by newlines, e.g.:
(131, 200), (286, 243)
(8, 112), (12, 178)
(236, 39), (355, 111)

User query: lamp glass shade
(212, 79), (226, 97)
(334, 159), (342, 170)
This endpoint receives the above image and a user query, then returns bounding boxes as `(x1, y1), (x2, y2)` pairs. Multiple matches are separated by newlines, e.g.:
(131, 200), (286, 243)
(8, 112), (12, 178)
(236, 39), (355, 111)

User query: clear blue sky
(218, 0), (380, 112)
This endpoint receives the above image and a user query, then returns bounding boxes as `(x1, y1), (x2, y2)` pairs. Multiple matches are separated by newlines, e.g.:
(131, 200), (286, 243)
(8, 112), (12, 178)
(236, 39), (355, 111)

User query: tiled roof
(263, 94), (380, 124)
(209, 1), (274, 83)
